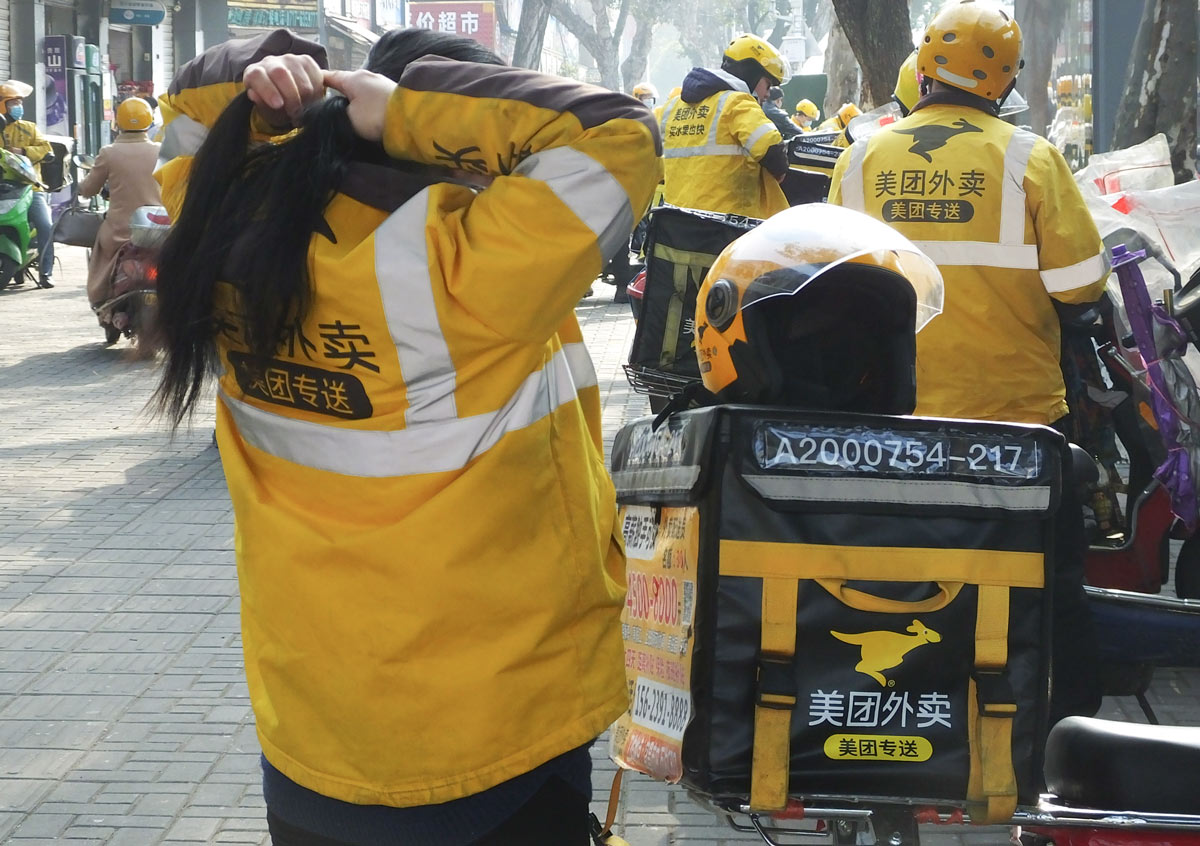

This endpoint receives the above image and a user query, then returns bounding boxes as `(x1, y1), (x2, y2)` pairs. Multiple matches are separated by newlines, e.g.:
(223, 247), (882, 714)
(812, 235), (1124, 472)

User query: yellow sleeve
(156, 29), (326, 219)
(1027, 139), (1109, 304)
(19, 124), (52, 165)
(382, 58), (663, 343)
(827, 146), (852, 205)
(721, 93), (782, 162)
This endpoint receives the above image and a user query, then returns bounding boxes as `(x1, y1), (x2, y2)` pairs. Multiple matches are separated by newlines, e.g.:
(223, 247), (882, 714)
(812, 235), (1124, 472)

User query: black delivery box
(609, 406), (1058, 822)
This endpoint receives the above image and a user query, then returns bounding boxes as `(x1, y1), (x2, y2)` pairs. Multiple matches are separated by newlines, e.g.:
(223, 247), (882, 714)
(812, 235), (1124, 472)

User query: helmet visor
(710, 205), (944, 331)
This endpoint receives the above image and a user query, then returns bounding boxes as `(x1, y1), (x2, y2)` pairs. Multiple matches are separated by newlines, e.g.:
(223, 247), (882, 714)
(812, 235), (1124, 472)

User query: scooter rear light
(628, 270), (646, 301)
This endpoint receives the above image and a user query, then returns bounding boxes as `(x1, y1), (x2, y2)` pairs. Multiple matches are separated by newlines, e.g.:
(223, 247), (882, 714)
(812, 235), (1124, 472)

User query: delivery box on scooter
(627, 206), (760, 395)
(609, 405), (1060, 824)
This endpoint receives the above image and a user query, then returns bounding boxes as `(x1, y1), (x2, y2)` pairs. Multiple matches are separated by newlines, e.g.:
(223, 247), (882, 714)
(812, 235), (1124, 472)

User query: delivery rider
(828, 0), (1107, 722)
(1, 80), (55, 288)
(659, 34), (790, 219)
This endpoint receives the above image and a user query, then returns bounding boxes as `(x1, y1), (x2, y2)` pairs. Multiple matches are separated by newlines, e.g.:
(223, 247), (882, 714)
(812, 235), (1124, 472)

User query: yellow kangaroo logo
(831, 619), (941, 687)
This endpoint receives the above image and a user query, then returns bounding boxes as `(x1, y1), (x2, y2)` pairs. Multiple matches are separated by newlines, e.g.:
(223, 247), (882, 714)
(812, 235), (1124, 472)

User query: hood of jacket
(681, 67), (751, 104)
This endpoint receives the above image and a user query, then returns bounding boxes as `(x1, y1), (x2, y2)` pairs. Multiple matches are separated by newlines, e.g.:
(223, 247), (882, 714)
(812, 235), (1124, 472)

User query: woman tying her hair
(151, 28), (661, 845)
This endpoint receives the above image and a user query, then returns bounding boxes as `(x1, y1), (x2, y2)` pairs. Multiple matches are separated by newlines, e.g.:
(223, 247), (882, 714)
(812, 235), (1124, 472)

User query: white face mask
(640, 97), (655, 107)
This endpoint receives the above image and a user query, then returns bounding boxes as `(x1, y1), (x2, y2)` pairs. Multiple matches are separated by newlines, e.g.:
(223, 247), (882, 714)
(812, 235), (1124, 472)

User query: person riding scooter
(79, 98), (162, 309)
(1, 80), (55, 288)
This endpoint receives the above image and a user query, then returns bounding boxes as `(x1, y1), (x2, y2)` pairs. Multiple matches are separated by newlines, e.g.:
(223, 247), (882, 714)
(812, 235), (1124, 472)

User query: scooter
(0, 148), (46, 289)
(706, 714), (1200, 846)
(92, 204), (169, 346)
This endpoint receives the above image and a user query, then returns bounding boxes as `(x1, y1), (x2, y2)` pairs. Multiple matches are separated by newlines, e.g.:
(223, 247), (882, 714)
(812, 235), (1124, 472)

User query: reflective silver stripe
(515, 146), (635, 264)
(742, 122), (777, 155)
(375, 190), (458, 425)
(1000, 129), (1037, 244)
(156, 114), (208, 169)
(742, 475), (1051, 512)
(1041, 251), (1109, 293)
(663, 144), (752, 159)
(658, 96), (678, 139)
(838, 139), (870, 211)
(563, 337), (598, 389)
(221, 342), (597, 477)
(611, 465), (701, 495)
(708, 91), (733, 148)
(913, 239), (1039, 269)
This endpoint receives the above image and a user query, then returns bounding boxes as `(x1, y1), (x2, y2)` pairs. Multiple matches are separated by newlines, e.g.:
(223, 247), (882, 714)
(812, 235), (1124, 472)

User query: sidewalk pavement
(1, 247), (1197, 846)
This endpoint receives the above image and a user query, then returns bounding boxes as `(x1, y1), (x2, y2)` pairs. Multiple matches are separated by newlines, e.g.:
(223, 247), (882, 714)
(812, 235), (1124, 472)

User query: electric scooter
(92, 205), (170, 347)
(0, 148), (44, 289)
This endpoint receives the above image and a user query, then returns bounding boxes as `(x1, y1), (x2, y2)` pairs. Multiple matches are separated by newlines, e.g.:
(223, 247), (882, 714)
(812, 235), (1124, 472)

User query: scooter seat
(1044, 716), (1200, 814)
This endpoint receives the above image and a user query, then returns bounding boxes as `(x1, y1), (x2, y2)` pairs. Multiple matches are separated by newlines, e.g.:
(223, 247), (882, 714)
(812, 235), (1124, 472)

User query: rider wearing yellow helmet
(791, 98), (819, 130)
(115, 96), (155, 132)
(1, 80), (55, 288)
(658, 34), (791, 218)
(632, 81), (658, 107)
(893, 50), (921, 117)
(829, 0), (1107, 726)
(79, 96), (163, 308)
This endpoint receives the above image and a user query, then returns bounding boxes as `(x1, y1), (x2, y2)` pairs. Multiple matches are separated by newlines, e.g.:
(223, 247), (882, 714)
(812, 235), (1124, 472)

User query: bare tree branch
(830, 0), (912, 108)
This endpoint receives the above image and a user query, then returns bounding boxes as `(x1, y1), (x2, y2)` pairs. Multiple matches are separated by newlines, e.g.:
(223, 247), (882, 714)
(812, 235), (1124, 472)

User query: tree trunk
(1015, 0), (1068, 137)
(823, 15), (859, 118)
(1113, 0), (1198, 182)
(546, 0), (628, 90)
(621, 18), (655, 92)
(830, 0), (911, 109)
(512, 0), (552, 70)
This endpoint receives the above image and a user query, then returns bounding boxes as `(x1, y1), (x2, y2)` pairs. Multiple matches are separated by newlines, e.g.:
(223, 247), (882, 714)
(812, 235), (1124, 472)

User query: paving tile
(4, 251), (1200, 845)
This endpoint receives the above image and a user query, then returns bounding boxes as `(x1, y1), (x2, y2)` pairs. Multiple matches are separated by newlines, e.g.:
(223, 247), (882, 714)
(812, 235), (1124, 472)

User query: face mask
(7, 105), (23, 120)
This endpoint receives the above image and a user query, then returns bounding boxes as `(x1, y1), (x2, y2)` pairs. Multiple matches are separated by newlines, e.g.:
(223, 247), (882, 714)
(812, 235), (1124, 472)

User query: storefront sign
(228, 0), (319, 30)
(109, 0), (167, 26)
(407, 2), (497, 50)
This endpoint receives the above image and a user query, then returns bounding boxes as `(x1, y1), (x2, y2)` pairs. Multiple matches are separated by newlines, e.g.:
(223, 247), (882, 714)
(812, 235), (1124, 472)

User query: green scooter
(0, 148), (46, 289)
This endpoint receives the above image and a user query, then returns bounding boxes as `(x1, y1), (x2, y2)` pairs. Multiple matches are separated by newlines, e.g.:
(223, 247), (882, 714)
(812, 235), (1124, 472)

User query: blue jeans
(27, 191), (53, 277)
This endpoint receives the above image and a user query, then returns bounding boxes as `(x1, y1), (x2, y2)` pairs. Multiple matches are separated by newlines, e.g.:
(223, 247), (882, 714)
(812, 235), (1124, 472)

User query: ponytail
(152, 27), (505, 427)
(152, 94), (367, 426)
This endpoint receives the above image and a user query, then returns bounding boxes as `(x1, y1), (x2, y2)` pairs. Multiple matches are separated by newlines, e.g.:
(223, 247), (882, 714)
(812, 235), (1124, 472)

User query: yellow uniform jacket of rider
(158, 40), (661, 807)
(829, 102), (1108, 425)
(0, 119), (53, 189)
(659, 89), (787, 219)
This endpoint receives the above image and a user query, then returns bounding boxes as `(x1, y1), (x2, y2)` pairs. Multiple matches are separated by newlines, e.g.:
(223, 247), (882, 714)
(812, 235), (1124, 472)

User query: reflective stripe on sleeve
(515, 146), (635, 264)
(1041, 251), (1109, 294)
(375, 190), (459, 426)
(742, 122), (776, 155)
(913, 239), (1039, 269)
(999, 129), (1037, 245)
(157, 114), (208, 169)
(222, 342), (599, 478)
(837, 140), (869, 211)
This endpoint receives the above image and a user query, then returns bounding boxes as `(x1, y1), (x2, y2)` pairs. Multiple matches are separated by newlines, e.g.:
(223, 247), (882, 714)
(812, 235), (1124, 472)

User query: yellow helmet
(0, 80), (32, 104)
(694, 205), (943, 410)
(918, 1), (1022, 101)
(116, 97), (154, 131)
(724, 33), (790, 86)
(836, 102), (861, 127)
(893, 50), (921, 115)
(632, 82), (658, 102)
(794, 99), (819, 120)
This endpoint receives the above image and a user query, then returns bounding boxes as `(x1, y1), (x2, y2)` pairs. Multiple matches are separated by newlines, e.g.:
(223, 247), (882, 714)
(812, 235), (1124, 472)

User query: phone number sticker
(630, 677), (691, 742)
(755, 425), (1042, 480)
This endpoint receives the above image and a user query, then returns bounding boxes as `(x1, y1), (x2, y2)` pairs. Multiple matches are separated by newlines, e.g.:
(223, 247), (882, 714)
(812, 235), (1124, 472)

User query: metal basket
(622, 363), (701, 400)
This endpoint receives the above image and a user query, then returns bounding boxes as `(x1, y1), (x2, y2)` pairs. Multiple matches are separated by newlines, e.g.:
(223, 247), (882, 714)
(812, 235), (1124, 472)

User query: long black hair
(152, 29), (503, 426)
